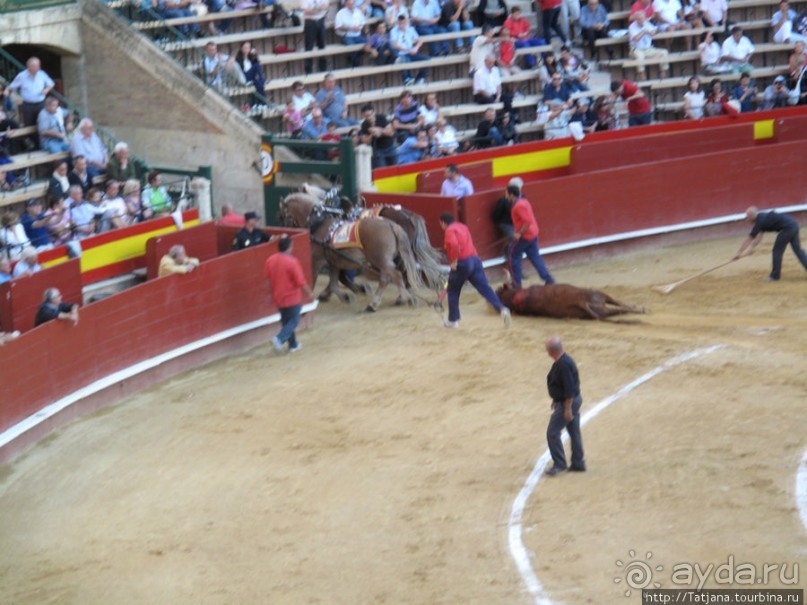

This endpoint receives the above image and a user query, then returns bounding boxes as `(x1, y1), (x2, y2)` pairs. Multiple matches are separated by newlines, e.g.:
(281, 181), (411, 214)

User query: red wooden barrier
(145, 222), (219, 280)
(569, 123), (757, 174)
(362, 192), (456, 253)
(459, 190), (508, 260)
(522, 140), (807, 249)
(0, 230), (311, 437)
(0, 259), (82, 333)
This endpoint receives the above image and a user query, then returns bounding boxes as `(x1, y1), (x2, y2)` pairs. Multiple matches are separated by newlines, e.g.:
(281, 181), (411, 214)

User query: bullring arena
(1, 232), (806, 604)
(2, 4), (807, 599)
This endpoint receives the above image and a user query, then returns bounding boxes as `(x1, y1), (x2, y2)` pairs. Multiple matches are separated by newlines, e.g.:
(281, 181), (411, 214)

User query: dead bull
(495, 282), (646, 320)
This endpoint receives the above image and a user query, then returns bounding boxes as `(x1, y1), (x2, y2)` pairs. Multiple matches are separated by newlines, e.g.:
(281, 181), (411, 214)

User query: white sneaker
(272, 336), (284, 353)
(501, 307), (511, 328)
(443, 320), (459, 328)
(289, 343), (302, 353)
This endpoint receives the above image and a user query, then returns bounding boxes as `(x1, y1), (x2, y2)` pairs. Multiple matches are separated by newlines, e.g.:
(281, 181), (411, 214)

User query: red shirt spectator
(511, 197), (540, 241)
(264, 250), (308, 308)
(219, 204), (246, 227)
(616, 80), (652, 115)
(504, 13), (531, 38)
(541, 0), (563, 10)
(444, 221), (478, 263)
(630, 0), (654, 19)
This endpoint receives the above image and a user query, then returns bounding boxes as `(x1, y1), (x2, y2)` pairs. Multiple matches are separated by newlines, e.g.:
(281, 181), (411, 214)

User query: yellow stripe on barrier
(79, 220), (200, 273)
(493, 147), (572, 178)
(375, 172), (419, 194)
(753, 119), (775, 140)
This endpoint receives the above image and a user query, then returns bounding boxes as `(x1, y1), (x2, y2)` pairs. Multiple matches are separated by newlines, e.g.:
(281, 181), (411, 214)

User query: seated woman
(682, 76), (706, 119)
(142, 171), (172, 219)
(122, 179), (145, 223)
(45, 197), (73, 247)
(704, 78), (737, 116)
(48, 160), (71, 205)
(235, 41), (267, 106)
(788, 41), (807, 88)
(699, 30), (731, 74)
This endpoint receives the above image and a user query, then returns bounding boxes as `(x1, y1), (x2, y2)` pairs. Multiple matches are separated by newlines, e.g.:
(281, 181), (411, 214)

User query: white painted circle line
(507, 344), (725, 605)
(796, 449), (807, 534)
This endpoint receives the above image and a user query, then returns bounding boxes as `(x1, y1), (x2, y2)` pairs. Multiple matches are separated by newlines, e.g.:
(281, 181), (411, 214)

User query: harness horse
(279, 193), (426, 312)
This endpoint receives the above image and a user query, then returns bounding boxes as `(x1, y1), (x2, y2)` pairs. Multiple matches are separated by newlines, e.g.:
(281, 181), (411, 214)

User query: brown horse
(299, 184), (444, 290)
(279, 193), (425, 312)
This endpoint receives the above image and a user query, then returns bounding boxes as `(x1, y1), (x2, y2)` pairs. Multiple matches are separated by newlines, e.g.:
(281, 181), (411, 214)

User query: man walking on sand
(544, 336), (586, 477)
(265, 236), (314, 353)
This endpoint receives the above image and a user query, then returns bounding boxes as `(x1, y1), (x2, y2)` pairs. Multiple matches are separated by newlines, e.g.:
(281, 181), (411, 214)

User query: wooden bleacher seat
(133, 5), (274, 31)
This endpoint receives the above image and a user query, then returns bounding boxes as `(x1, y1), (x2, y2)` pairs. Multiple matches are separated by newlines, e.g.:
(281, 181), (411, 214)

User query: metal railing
(0, 0), (75, 12)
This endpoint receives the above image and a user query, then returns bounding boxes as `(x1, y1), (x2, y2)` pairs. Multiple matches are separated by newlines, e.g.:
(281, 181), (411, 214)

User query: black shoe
(568, 465), (587, 472)
(545, 466), (566, 477)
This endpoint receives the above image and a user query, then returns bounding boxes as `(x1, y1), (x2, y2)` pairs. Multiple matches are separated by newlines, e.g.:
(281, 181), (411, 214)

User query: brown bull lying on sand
(495, 282), (646, 320)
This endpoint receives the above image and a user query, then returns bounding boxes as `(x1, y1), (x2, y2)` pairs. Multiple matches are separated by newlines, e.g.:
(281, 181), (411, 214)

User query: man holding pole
(733, 206), (807, 281)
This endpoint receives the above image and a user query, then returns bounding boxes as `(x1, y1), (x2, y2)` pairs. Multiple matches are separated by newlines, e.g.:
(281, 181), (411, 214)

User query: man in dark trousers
(506, 184), (555, 288)
(733, 206), (807, 281)
(439, 212), (511, 329)
(544, 336), (585, 476)
(265, 236), (314, 353)
(233, 211), (270, 250)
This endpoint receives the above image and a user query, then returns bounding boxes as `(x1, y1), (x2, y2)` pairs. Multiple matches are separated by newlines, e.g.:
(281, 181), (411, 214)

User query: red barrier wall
(145, 222), (219, 280)
(459, 190), (508, 260)
(520, 140), (807, 249)
(362, 192), (457, 253)
(569, 123), (758, 175)
(0, 260), (83, 333)
(0, 229), (311, 437)
(774, 114), (807, 143)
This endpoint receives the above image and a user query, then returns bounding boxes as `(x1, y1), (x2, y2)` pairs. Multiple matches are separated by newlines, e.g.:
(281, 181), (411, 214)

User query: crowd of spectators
(1, 56), (182, 262)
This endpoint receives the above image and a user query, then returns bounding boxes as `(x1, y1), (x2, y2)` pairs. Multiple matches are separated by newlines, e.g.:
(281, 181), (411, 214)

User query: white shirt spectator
(434, 124), (459, 154)
(629, 19), (657, 50)
(390, 23), (420, 50)
(473, 64), (502, 96)
(699, 0), (727, 24)
(410, 0), (441, 23)
(0, 224), (31, 260)
(419, 104), (440, 125)
(336, 6), (367, 38)
(470, 34), (495, 73)
(699, 40), (721, 66)
(721, 34), (755, 62)
(653, 0), (682, 25)
(301, 0), (329, 20)
(683, 90), (706, 118)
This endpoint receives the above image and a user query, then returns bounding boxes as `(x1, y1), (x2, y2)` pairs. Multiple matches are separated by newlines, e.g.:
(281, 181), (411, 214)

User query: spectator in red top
(218, 203), (246, 227)
(439, 212), (511, 329)
(610, 79), (653, 126)
(506, 184), (555, 288)
(541, 0), (569, 45)
(265, 236), (314, 353)
(503, 6), (546, 69)
(629, 0), (654, 21)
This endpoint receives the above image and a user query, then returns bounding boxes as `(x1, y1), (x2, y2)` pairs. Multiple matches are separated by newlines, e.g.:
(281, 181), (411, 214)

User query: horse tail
(382, 207), (444, 290)
(390, 221), (426, 293)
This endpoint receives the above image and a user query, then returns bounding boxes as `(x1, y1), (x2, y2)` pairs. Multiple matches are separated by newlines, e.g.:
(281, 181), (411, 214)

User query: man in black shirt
(232, 211), (270, 250)
(360, 104), (397, 168)
(544, 336), (585, 476)
(733, 206), (807, 281)
(35, 288), (79, 327)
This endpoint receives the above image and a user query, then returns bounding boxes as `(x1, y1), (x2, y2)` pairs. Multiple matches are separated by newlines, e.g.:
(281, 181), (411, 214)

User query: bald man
(544, 336), (585, 476)
(733, 206), (807, 281)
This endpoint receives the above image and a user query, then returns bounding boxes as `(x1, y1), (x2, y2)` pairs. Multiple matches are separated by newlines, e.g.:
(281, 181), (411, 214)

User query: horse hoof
(317, 293), (330, 303)
(394, 297), (405, 306)
(364, 305), (377, 313)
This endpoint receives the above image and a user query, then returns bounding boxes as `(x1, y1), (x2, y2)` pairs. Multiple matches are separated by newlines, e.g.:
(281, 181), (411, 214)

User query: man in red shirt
(264, 236), (314, 353)
(218, 203), (246, 227)
(439, 212), (511, 329)
(610, 79), (653, 126)
(506, 184), (556, 288)
(503, 6), (546, 69)
(629, 0), (654, 21)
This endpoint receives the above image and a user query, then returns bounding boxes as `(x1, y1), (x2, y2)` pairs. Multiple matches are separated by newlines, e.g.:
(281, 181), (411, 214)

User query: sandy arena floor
(1, 235), (805, 605)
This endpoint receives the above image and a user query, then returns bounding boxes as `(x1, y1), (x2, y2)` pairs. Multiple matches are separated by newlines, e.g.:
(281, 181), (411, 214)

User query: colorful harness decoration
(327, 220), (363, 249)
